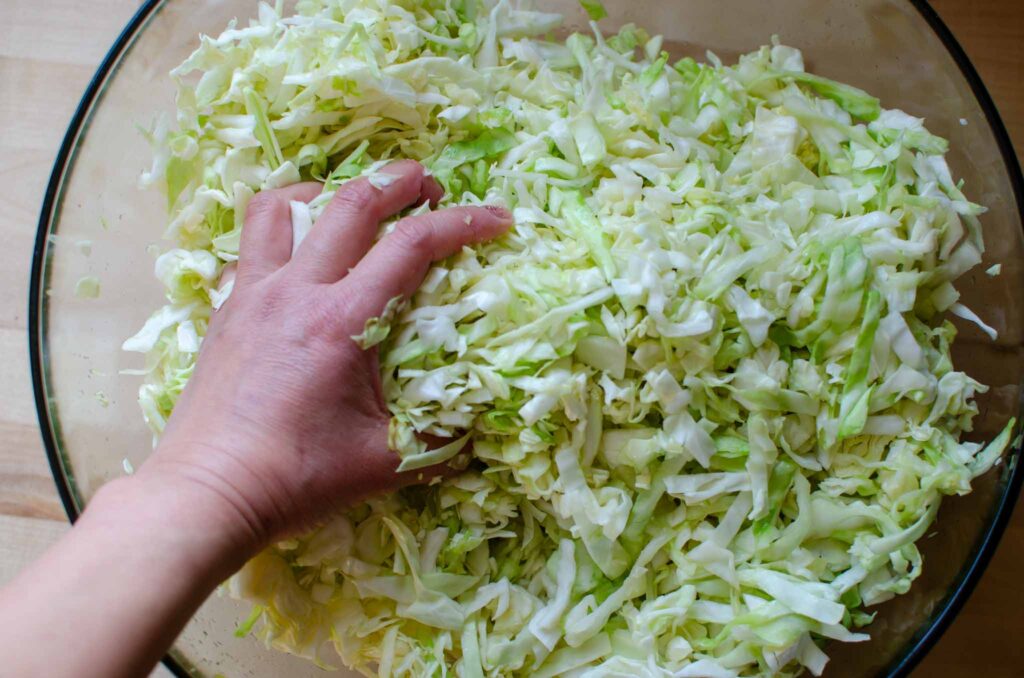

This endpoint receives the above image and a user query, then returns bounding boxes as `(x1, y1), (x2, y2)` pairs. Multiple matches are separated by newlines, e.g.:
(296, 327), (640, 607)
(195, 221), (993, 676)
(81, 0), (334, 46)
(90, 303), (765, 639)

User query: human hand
(134, 160), (512, 552)
(0, 161), (512, 678)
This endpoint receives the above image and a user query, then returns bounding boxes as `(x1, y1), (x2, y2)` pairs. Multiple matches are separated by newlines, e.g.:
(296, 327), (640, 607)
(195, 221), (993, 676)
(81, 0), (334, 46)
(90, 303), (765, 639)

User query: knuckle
(248, 283), (336, 344)
(304, 302), (338, 338)
(394, 218), (436, 259)
(308, 292), (362, 344)
(333, 180), (379, 214)
(325, 281), (382, 338)
(248, 281), (290, 324)
(244, 191), (280, 221)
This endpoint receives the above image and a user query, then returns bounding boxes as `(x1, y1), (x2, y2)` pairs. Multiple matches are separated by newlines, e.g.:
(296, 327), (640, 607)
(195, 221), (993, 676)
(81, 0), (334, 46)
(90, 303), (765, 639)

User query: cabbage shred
(127, 0), (1014, 676)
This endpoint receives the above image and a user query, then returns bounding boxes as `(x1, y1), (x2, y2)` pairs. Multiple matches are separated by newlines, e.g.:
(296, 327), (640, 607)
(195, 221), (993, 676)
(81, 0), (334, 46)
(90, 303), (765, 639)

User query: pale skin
(0, 160), (512, 678)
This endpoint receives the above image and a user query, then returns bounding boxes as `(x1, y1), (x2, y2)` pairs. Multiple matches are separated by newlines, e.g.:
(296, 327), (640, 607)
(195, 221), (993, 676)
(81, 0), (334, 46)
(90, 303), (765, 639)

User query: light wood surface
(0, 1), (1020, 675)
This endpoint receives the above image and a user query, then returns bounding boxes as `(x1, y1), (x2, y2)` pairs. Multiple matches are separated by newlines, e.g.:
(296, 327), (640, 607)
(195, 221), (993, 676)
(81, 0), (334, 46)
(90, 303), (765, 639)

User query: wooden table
(0, 1), (1021, 675)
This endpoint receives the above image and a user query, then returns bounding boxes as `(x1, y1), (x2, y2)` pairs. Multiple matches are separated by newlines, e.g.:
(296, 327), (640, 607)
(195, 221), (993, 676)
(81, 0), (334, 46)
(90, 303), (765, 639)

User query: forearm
(0, 471), (258, 678)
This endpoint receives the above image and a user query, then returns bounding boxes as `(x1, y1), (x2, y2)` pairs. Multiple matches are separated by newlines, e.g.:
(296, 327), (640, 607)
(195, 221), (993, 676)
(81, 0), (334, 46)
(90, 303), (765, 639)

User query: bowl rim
(26, 1), (1024, 676)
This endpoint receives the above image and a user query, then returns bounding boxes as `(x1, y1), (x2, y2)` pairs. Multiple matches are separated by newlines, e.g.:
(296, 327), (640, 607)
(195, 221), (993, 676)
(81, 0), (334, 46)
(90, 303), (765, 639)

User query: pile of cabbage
(126, 0), (1015, 675)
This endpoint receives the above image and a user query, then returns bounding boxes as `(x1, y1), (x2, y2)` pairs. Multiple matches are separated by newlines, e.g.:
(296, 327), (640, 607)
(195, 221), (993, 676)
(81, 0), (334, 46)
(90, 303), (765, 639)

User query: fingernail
(484, 205), (512, 220)
(381, 159), (419, 176)
(385, 157), (417, 171)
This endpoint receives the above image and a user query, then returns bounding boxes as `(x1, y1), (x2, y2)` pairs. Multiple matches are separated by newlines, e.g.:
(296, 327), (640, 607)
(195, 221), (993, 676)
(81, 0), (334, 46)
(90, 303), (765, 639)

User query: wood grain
(0, 1), (1020, 676)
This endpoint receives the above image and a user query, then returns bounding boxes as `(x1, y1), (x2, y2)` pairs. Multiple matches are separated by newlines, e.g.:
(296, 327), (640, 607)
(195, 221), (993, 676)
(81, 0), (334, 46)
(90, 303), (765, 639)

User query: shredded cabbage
(127, 0), (1016, 675)
(75, 276), (102, 299)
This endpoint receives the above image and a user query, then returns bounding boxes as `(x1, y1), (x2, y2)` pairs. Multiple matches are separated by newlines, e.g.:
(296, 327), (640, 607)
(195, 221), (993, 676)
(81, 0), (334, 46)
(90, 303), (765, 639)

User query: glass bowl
(29, 0), (1024, 676)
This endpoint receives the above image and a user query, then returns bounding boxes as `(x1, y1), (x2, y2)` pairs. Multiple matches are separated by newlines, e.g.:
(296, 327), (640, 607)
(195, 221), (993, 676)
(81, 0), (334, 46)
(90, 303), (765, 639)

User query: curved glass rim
(26, 1), (1024, 676)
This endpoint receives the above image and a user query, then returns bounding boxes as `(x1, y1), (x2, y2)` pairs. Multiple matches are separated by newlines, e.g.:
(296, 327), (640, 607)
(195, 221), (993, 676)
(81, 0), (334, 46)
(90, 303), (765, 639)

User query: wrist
(0, 469), (264, 678)
(152, 420), (298, 543)
(84, 469), (265, 583)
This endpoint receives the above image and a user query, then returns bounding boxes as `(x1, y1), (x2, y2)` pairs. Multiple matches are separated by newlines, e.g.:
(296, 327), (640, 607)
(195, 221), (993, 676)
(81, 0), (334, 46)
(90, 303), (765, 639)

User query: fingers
(290, 160), (441, 283)
(338, 205), (513, 321)
(420, 173), (445, 206)
(339, 430), (471, 507)
(237, 182), (322, 287)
